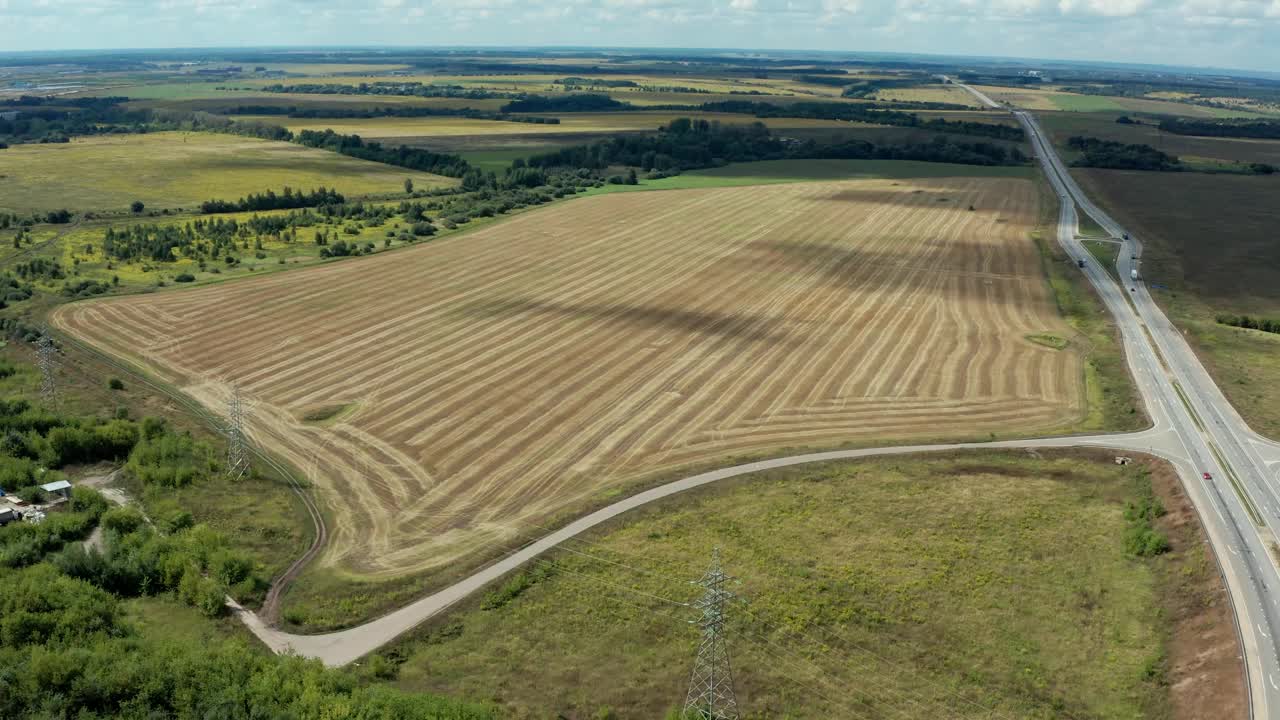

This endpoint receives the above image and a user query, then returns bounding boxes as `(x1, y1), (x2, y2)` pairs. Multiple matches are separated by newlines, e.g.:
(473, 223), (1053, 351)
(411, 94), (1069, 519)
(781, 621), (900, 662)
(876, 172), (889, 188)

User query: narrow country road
(234, 82), (1280, 720)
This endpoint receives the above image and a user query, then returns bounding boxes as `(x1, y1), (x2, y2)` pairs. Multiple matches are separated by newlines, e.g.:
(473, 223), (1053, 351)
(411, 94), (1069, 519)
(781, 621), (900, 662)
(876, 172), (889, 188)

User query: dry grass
(54, 177), (1083, 580)
(874, 85), (983, 107)
(387, 451), (1218, 719)
(0, 131), (455, 213)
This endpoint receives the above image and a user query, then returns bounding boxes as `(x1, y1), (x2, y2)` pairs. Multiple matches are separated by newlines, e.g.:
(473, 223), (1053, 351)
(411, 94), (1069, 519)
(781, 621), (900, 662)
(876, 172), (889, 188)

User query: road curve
(235, 431), (1187, 667)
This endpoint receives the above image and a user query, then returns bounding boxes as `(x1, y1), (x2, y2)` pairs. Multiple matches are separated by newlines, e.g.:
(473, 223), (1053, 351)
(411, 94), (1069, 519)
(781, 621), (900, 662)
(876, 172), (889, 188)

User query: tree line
(1217, 313), (1280, 335)
(694, 100), (1026, 140)
(199, 186), (345, 214)
(526, 118), (1027, 174)
(1158, 117), (1280, 140)
(500, 93), (630, 113)
(225, 104), (561, 124)
(259, 81), (521, 100)
(1067, 136), (1184, 171)
(295, 129), (474, 178)
(0, 98), (292, 146)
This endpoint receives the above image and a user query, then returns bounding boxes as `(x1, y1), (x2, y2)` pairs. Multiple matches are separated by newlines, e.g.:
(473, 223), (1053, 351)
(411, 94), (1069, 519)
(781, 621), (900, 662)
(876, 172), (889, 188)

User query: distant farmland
(55, 177), (1083, 579)
(0, 132), (455, 213)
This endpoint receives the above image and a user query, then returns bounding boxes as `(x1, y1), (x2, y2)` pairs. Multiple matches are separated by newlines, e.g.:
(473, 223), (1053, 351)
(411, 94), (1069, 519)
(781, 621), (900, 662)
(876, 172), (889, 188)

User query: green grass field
(0, 132), (455, 214)
(381, 450), (1202, 719)
(584, 159), (1034, 197)
(1082, 239), (1121, 270)
(1049, 94), (1127, 112)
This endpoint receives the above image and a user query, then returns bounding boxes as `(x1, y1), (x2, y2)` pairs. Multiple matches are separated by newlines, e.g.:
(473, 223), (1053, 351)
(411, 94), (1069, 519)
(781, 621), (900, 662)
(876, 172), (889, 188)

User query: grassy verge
(368, 450), (1223, 719)
(1076, 210), (1110, 238)
(1081, 239), (1121, 280)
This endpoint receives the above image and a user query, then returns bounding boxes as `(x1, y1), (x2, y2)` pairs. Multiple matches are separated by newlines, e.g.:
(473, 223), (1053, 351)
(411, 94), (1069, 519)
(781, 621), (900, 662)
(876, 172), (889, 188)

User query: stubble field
(54, 176), (1084, 580)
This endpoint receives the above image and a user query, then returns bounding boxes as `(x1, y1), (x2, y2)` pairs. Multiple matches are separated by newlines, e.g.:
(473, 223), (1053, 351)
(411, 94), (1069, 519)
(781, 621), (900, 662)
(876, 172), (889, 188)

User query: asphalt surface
(235, 84), (1280, 719)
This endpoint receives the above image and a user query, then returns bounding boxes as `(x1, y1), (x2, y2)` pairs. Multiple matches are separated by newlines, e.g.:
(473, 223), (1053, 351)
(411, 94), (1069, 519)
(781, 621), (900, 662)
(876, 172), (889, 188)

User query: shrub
(173, 273), (195, 283)
(108, 377), (125, 390)
(100, 507), (146, 535)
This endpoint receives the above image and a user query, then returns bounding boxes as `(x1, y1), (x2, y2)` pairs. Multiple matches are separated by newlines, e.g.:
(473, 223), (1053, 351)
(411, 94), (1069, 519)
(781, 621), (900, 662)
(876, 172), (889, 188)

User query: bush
(126, 431), (212, 488)
(173, 273), (195, 283)
(108, 377), (125, 390)
(100, 507), (146, 535)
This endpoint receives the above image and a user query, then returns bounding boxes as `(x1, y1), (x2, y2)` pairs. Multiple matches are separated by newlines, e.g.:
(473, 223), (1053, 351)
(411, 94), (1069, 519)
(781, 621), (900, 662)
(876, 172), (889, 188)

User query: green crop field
(1048, 93), (1126, 112)
(382, 450), (1225, 719)
(0, 132), (455, 213)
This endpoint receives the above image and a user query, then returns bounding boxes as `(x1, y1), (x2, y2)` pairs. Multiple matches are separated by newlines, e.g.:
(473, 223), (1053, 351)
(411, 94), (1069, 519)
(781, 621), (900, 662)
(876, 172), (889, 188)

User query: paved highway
(234, 81), (1280, 718)
(954, 78), (1280, 717)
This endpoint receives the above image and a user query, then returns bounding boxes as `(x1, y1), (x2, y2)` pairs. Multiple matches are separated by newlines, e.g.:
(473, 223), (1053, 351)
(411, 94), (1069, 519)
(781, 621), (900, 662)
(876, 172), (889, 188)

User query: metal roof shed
(39, 480), (72, 498)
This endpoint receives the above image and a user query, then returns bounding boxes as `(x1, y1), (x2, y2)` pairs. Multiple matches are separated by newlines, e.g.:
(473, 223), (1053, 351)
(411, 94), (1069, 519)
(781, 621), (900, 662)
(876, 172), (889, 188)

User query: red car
(1202, 472), (1213, 480)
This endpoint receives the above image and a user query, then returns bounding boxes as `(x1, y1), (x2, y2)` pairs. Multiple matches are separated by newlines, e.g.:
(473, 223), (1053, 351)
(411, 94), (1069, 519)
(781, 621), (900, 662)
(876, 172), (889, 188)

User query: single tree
(130, 200), (145, 214)
(404, 178), (414, 195)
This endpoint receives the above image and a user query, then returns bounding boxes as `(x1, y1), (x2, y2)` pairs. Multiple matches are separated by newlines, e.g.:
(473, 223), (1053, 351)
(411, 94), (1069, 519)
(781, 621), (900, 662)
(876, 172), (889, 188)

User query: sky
(2, 0), (1279, 73)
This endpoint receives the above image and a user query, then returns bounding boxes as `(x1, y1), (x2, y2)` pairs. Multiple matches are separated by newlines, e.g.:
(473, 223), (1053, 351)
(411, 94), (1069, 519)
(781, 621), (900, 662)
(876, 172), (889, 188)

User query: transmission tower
(36, 333), (58, 404)
(225, 385), (250, 481)
(683, 547), (741, 720)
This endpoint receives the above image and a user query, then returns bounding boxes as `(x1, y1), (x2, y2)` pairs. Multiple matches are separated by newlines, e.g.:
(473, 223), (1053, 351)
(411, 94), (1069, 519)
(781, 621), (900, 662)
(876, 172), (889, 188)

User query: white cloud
(1058, 0), (1149, 16)
(1, 0), (1279, 73)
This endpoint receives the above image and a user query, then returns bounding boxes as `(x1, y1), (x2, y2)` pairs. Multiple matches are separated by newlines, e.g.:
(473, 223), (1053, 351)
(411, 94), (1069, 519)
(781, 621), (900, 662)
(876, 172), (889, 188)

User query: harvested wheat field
(54, 177), (1083, 578)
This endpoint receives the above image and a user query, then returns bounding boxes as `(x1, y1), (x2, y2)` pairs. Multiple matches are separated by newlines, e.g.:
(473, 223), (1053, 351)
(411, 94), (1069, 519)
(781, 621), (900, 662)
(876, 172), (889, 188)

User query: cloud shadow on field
(460, 297), (792, 345)
(709, 238), (1037, 306)
(817, 186), (965, 204)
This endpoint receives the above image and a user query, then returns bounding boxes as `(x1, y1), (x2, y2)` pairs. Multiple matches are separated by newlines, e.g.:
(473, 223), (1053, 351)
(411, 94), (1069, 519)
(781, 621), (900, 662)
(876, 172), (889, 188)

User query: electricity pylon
(36, 333), (57, 404)
(683, 547), (740, 720)
(225, 385), (249, 481)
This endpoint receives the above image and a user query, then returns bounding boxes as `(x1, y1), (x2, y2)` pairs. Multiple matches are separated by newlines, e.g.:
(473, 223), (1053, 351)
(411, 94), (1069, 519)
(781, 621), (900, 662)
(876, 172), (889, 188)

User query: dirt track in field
(54, 178), (1083, 578)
